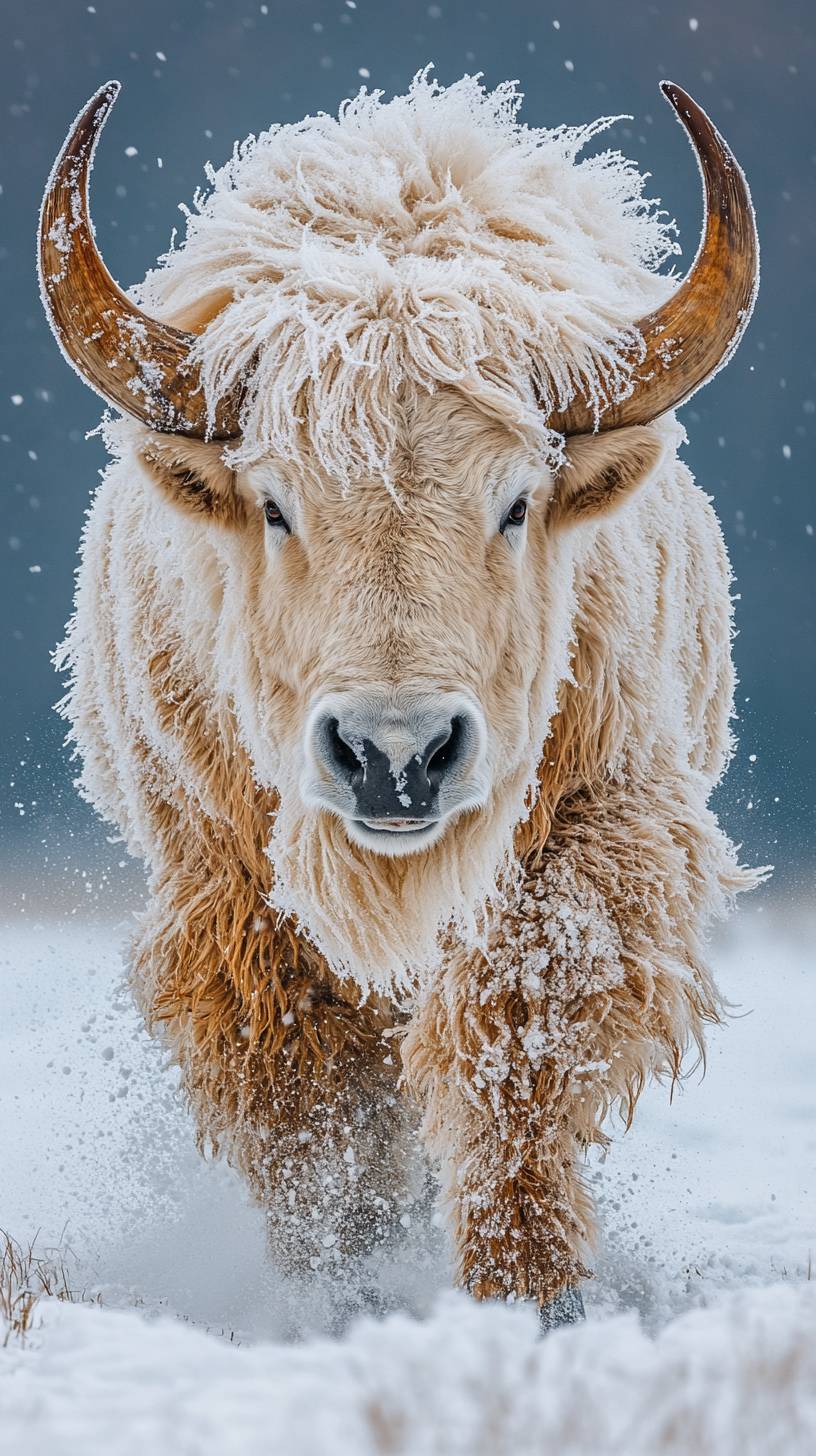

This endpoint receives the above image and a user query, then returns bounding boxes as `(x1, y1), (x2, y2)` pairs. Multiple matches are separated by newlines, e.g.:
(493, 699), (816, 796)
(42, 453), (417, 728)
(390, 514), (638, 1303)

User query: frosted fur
(58, 409), (739, 994)
(134, 71), (677, 480)
(53, 74), (761, 1304)
(61, 406), (582, 992)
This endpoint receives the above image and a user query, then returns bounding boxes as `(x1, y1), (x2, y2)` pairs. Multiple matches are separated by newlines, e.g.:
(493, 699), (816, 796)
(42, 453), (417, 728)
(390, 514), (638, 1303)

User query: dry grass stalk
(0, 1229), (94, 1346)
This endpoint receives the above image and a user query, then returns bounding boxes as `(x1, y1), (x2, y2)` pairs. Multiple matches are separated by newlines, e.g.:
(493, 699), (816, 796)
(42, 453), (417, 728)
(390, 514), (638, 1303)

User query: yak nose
(306, 692), (487, 825)
(327, 717), (460, 818)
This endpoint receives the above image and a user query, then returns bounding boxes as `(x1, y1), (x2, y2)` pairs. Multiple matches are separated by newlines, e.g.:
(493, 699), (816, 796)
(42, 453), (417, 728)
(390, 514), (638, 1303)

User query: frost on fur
(134, 70), (677, 483)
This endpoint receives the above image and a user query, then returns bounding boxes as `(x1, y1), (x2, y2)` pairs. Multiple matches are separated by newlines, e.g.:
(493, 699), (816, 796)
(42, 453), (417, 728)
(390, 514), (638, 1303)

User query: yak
(39, 72), (760, 1326)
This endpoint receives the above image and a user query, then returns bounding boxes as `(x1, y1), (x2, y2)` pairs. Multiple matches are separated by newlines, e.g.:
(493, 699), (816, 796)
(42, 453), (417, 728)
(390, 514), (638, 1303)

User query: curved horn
(38, 82), (240, 439)
(551, 82), (759, 436)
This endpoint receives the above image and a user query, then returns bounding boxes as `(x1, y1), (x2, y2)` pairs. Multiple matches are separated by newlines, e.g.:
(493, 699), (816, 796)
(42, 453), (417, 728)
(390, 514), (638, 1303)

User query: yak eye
(501, 496), (528, 532)
(264, 498), (290, 532)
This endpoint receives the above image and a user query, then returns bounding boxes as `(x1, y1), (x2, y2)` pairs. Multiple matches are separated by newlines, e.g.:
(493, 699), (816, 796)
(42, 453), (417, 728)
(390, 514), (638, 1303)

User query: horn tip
(87, 80), (122, 127)
(97, 79), (122, 108)
(659, 80), (692, 114)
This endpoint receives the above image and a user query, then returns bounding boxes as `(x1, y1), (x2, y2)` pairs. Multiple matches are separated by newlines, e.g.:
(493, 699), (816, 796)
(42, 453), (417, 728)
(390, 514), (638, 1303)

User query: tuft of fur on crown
(132, 69), (678, 482)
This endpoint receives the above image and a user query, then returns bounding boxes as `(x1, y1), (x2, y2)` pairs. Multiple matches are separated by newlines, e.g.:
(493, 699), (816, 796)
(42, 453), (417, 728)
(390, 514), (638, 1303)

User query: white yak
(40, 72), (760, 1324)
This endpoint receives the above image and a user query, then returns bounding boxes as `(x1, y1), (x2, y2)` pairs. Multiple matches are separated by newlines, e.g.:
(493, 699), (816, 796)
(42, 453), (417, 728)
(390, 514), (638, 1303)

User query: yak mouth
(344, 813), (448, 857)
(361, 816), (432, 833)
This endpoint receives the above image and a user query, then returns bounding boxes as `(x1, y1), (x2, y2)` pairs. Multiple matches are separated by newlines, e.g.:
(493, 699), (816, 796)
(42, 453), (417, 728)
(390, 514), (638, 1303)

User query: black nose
(325, 715), (467, 820)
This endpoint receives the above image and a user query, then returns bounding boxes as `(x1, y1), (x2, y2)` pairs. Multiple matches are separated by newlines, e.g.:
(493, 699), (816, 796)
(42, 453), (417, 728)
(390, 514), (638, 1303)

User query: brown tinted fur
(125, 583), (740, 1300)
(130, 646), (414, 1267)
(130, 626), (737, 1298)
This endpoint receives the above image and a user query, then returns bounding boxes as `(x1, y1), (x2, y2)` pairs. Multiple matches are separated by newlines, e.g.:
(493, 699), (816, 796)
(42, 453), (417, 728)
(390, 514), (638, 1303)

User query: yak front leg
(232, 981), (415, 1279)
(136, 897), (416, 1278)
(403, 854), (635, 1324)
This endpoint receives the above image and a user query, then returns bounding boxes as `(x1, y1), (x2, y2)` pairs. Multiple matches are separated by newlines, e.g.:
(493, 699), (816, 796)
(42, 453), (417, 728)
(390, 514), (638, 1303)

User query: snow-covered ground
(3, 1283), (815, 1455)
(1, 900), (814, 1452)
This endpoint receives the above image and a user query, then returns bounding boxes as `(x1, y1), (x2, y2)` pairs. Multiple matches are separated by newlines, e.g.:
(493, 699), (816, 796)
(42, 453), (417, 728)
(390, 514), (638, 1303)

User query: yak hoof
(538, 1286), (586, 1333)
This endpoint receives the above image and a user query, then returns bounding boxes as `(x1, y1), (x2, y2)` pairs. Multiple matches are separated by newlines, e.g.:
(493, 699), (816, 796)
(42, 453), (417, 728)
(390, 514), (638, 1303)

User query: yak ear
(139, 434), (244, 526)
(548, 424), (664, 528)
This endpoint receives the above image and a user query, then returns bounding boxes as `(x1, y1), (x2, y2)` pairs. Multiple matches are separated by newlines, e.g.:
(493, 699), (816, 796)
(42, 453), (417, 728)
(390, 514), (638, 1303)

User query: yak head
(139, 391), (664, 858)
(40, 79), (756, 983)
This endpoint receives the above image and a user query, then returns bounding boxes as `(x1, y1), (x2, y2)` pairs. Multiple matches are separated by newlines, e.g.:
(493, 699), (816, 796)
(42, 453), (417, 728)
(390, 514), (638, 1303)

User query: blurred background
(0, 0), (813, 909)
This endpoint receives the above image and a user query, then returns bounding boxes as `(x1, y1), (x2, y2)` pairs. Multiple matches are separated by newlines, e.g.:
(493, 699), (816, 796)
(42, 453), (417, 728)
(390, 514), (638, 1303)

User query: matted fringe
(134, 69), (678, 482)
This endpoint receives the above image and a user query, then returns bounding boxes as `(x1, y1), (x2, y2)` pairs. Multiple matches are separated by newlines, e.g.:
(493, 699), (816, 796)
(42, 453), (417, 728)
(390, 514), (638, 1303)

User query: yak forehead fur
(58, 73), (739, 993)
(133, 69), (678, 482)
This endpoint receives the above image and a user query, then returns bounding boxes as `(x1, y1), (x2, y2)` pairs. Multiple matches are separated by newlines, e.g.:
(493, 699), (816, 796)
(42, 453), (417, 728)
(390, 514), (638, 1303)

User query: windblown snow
(1, 902), (814, 1454)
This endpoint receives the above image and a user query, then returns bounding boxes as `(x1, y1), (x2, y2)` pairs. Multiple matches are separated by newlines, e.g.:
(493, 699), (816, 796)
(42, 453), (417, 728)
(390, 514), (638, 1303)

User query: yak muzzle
(302, 689), (489, 855)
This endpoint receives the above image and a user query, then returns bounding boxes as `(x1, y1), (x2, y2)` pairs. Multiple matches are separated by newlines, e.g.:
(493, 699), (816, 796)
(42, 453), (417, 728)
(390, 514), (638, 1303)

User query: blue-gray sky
(1, 0), (813, 892)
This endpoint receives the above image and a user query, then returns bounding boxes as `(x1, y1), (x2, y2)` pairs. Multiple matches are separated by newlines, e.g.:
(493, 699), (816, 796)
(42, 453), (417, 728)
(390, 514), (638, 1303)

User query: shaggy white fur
(134, 69), (678, 482)
(57, 72), (747, 998)
(48, 65), (762, 1316)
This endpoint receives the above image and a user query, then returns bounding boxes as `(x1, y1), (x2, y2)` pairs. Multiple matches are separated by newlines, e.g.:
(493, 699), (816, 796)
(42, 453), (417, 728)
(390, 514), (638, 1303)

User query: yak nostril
(326, 717), (364, 784)
(312, 704), (479, 818)
(425, 714), (465, 789)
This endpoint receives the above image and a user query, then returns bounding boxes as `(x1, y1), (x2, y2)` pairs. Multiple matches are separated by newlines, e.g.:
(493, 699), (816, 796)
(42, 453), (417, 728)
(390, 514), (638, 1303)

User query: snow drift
(2, 909), (814, 1453)
(3, 1283), (815, 1456)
